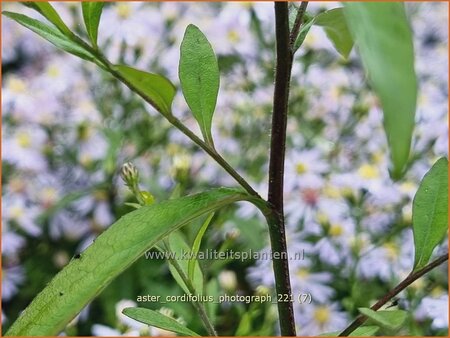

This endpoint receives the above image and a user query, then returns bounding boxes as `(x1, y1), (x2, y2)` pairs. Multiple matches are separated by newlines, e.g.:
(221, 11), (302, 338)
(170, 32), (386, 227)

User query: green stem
(165, 252), (217, 336)
(78, 42), (261, 199)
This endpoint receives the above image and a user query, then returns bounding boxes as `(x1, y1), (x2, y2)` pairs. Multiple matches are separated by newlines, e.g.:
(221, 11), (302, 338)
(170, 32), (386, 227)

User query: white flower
(2, 265), (25, 301)
(2, 126), (48, 172)
(416, 294), (449, 329)
(2, 195), (42, 236)
(297, 302), (348, 336)
(2, 226), (25, 258)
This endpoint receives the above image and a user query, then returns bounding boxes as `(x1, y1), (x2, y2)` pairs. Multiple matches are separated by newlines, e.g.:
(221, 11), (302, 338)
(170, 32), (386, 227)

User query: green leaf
(205, 278), (219, 324)
(81, 2), (104, 47)
(2, 11), (95, 62)
(114, 65), (176, 116)
(179, 24), (220, 146)
(321, 326), (380, 336)
(167, 231), (204, 295)
(293, 14), (315, 53)
(122, 307), (200, 336)
(343, 3), (417, 179)
(412, 157), (448, 270)
(188, 212), (214, 281)
(314, 8), (353, 59)
(5, 188), (249, 336)
(358, 308), (407, 330)
(23, 2), (72, 36)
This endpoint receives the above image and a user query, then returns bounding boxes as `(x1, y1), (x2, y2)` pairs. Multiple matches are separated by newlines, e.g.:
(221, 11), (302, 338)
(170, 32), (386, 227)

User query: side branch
(339, 253), (449, 336)
(290, 2), (309, 47)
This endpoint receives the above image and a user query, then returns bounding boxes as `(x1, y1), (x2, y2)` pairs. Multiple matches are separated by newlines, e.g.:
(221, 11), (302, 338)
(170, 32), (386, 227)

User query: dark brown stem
(290, 2), (309, 47)
(339, 253), (449, 336)
(267, 2), (296, 336)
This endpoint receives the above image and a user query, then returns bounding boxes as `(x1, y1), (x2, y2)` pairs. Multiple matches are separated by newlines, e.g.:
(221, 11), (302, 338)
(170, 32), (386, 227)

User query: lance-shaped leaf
(2, 11), (95, 62)
(81, 2), (104, 47)
(412, 157), (448, 271)
(188, 212), (214, 281)
(23, 2), (72, 36)
(358, 308), (407, 330)
(5, 188), (249, 336)
(114, 65), (176, 116)
(179, 24), (220, 146)
(343, 3), (417, 179)
(314, 8), (353, 59)
(123, 307), (200, 336)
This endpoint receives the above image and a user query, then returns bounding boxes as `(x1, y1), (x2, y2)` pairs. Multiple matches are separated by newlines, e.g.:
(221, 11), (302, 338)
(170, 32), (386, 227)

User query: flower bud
(121, 162), (139, 188)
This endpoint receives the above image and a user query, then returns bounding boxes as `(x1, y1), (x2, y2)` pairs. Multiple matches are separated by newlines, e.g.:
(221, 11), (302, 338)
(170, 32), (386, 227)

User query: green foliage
(314, 8), (353, 59)
(343, 3), (417, 179)
(189, 212), (214, 281)
(321, 325), (380, 336)
(179, 24), (220, 146)
(23, 2), (72, 36)
(293, 14), (315, 53)
(5, 188), (249, 336)
(81, 2), (104, 47)
(114, 65), (176, 116)
(166, 231), (204, 295)
(412, 157), (448, 270)
(122, 307), (200, 336)
(2, 11), (94, 61)
(358, 308), (408, 330)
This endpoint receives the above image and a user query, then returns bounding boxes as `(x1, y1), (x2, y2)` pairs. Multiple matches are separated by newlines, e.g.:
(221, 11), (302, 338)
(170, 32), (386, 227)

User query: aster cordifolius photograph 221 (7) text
(1, 1), (448, 337)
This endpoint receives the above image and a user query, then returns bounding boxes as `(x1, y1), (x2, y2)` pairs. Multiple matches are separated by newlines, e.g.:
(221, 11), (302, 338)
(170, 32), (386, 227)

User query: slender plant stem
(79, 42), (261, 199)
(339, 253), (449, 336)
(164, 251), (217, 336)
(290, 2), (309, 47)
(267, 2), (296, 336)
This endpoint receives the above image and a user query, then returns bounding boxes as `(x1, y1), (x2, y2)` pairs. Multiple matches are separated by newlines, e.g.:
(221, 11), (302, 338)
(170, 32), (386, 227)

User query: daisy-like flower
(2, 126), (48, 172)
(297, 302), (348, 336)
(2, 195), (42, 236)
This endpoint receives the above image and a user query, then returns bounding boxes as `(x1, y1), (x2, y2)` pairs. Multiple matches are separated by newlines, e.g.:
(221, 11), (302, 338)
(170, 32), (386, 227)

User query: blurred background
(1, 2), (448, 336)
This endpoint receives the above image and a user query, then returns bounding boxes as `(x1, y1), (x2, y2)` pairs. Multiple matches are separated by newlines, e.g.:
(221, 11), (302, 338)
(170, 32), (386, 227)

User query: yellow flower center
(42, 187), (58, 204)
(314, 306), (330, 325)
(227, 30), (240, 43)
(16, 132), (32, 148)
(10, 205), (23, 219)
(431, 286), (444, 298)
(371, 151), (384, 164)
(358, 164), (379, 179)
(329, 224), (343, 237)
(117, 3), (132, 19)
(296, 162), (308, 175)
(383, 242), (399, 260)
(400, 181), (416, 194)
(296, 268), (309, 279)
(323, 185), (340, 199)
(8, 77), (26, 93)
(316, 212), (329, 225)
(80, 153), (93, 167)
(47, 65), (60, 78)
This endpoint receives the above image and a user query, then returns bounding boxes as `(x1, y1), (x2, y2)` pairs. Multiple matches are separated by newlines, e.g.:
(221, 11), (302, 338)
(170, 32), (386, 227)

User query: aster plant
(2, 1), (448, 337)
